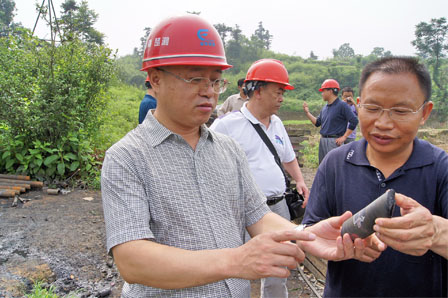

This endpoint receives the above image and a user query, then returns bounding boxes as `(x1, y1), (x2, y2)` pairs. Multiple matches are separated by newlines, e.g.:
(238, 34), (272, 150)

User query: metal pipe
(0, 182), (29, 191)
(0, 178), (43, 188)
(0, 174), (30, 181)
(0, 190), (16, 198)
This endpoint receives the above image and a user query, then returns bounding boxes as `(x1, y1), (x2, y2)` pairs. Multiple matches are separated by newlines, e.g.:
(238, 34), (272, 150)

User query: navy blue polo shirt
(303, 138), (448, 297)
(315, 98), (358, 136)
(139, 94), (157, 124)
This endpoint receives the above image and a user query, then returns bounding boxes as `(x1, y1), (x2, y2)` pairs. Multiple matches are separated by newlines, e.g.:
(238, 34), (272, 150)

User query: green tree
(412, 18), (448, 92)
(370, 47), (392, 58)
(309, 51), (318, 60)
(251, 21), (272, 50)
(134, 26), (151, 57)
(332, 43), (355, 59)
(0, 0), (22, 36)
(214, 23), (232, 47)
(59, 0), (104, 44)
(0, 31), (115, 180)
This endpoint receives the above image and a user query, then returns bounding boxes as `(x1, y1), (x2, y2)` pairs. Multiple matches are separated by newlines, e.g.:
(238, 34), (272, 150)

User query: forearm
(343, 128), (354, 138)
(304, 110), (317, 125)
(113, 239), (237, 289)
(430, 215), (448, 258)
(247, 212), (296, 237)
(283, 159), (305, 185)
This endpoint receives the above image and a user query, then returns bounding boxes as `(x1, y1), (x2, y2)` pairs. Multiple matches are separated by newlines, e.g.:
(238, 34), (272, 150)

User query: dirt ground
(0, 168), (321, 298)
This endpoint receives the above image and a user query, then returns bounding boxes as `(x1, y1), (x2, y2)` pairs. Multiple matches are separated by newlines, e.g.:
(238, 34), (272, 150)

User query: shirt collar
(345, 138), (435, 169)
(142, 111), (214, 147)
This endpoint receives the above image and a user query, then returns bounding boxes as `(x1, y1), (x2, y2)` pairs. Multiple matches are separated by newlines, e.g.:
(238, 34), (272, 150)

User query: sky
(12, 0), (448, 59)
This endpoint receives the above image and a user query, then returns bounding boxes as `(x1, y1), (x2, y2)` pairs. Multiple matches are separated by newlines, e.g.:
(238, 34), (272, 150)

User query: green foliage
(58, 0), (104, 45)
(412, 17), (448, 119)
(25, 282), (58, 298)
(93, 84), (143, 151)
(0, 29), (114, 183)
(115, 53), (146, 87)
(301, 140), (319, 169)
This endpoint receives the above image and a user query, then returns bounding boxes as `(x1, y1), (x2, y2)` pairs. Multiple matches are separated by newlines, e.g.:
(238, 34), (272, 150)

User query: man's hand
(356, 234), (387, 263)
(373, 193), (435, 256)
(231, 229), (316, 280)
(335, 135), (347, 146)
(300, 211), (384, 262)
(303, 101), (309, 113)
(295, 180), (309, 207)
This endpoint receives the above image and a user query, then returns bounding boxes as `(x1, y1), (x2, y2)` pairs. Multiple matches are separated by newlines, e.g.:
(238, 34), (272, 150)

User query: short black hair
(237, 78), (245, 87)
(341, 87), (354, 94)
(359, 56), (431, 101)
(325, 88), (339, 96)
(145, 80), (152, 89)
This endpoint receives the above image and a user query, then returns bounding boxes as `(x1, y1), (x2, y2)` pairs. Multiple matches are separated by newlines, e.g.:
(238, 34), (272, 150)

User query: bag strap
(248, 121), (291, 188)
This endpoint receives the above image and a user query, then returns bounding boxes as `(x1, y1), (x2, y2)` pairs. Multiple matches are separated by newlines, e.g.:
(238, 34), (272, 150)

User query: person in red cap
(303, 79), (358, 164)
(211, 58), (309, 298)
(101, 15), (375, 298)
(138, 75), (157, 124)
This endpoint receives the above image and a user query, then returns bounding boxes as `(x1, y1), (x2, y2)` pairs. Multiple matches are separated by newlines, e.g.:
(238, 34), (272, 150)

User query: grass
(282, 119), (310, 126)
(25, 282), (80, 298)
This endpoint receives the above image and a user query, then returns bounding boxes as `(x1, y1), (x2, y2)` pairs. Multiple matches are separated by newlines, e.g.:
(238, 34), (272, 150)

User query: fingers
(271, 229), (316, 243)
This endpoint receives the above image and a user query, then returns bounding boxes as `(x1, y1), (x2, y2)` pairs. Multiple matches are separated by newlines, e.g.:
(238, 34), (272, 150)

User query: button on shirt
(101, 112), (270, 298)
(211, 103), (296, 197)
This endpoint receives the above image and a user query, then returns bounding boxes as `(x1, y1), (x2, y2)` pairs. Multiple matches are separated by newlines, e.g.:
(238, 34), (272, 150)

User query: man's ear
(420, 101), (433, 125)
(147, 68), (162, 92)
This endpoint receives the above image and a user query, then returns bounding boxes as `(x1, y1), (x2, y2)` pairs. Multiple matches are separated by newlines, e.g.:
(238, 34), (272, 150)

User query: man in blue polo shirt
(303, 79), (358, 164)
(303, 56), (448, 297)
(138, 75), (157, 124)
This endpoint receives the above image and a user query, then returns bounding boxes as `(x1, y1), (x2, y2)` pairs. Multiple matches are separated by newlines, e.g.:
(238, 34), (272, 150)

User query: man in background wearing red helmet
(211, 59), (309, 298)
(101, 15), (374, 298)
(303, 79), (358, 164)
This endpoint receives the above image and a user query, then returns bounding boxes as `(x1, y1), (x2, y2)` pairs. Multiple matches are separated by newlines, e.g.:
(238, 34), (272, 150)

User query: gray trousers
(246, 199), (290, 298)
(318, 137), (339, 164)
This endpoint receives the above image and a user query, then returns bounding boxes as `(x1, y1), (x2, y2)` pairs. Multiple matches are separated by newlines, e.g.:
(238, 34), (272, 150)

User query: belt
(321, 134), (342, 138)
(266, 195), (285, 206)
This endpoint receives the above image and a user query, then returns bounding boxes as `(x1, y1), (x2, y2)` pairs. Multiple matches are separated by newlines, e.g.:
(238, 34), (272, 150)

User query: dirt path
(0, 167), (322, 298)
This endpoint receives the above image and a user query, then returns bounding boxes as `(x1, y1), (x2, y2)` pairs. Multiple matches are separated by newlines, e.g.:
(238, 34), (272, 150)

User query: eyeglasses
(157, 68), (228, 94)
(358, 102), (426, 122)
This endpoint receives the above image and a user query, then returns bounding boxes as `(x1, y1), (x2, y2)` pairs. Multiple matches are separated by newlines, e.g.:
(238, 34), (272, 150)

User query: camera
(284, 188), (305, 220)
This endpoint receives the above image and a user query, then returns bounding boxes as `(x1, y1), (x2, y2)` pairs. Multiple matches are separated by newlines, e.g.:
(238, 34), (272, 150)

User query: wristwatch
(294, 224), (308, 231)
(291, 224), (308, 243)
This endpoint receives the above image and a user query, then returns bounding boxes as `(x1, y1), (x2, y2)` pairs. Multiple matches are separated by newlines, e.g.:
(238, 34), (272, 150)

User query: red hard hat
(245, 59), (294, 90)
(319, 79), (340, 92)
(141, 15), (232, 71)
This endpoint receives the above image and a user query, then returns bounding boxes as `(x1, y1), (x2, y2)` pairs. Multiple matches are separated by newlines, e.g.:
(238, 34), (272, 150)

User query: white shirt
(211, 103), (296, 197)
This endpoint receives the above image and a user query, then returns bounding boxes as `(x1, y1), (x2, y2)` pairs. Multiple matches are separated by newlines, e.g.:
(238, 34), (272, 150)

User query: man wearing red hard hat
(101, 15), (373, 298)
(212, 58), (310, 298)
(303, 79), (358, 164)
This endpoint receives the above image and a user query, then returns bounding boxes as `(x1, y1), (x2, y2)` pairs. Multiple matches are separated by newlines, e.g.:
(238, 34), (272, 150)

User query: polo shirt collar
(345, 138), (435, 169)
(142, 111), (214, 147)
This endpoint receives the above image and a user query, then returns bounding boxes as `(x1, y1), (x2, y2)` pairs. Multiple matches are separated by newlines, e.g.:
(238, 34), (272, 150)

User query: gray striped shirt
(101, 112), (270, 297)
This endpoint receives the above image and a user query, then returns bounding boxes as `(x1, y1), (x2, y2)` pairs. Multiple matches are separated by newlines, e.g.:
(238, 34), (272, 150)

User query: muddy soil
(0, 168), (321, 298)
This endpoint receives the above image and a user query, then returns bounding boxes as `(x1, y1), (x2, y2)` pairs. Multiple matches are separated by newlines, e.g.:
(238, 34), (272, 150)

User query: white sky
(12, 0), (448, 59)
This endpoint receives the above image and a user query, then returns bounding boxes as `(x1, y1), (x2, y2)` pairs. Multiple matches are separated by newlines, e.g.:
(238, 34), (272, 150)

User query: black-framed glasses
(358, 102), (427, 122)
(157, 68), (228, 94)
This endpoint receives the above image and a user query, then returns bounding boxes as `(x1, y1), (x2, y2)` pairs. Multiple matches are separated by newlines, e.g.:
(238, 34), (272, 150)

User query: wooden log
(0, 178), (42, 188)
(303, 253), (327, 281)
(0, 174), (30, 181)
(0, 189), (16, 198)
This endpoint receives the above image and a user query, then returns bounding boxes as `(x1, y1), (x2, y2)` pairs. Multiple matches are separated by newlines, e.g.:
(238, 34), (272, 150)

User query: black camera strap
(248, 121), (290, 188)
